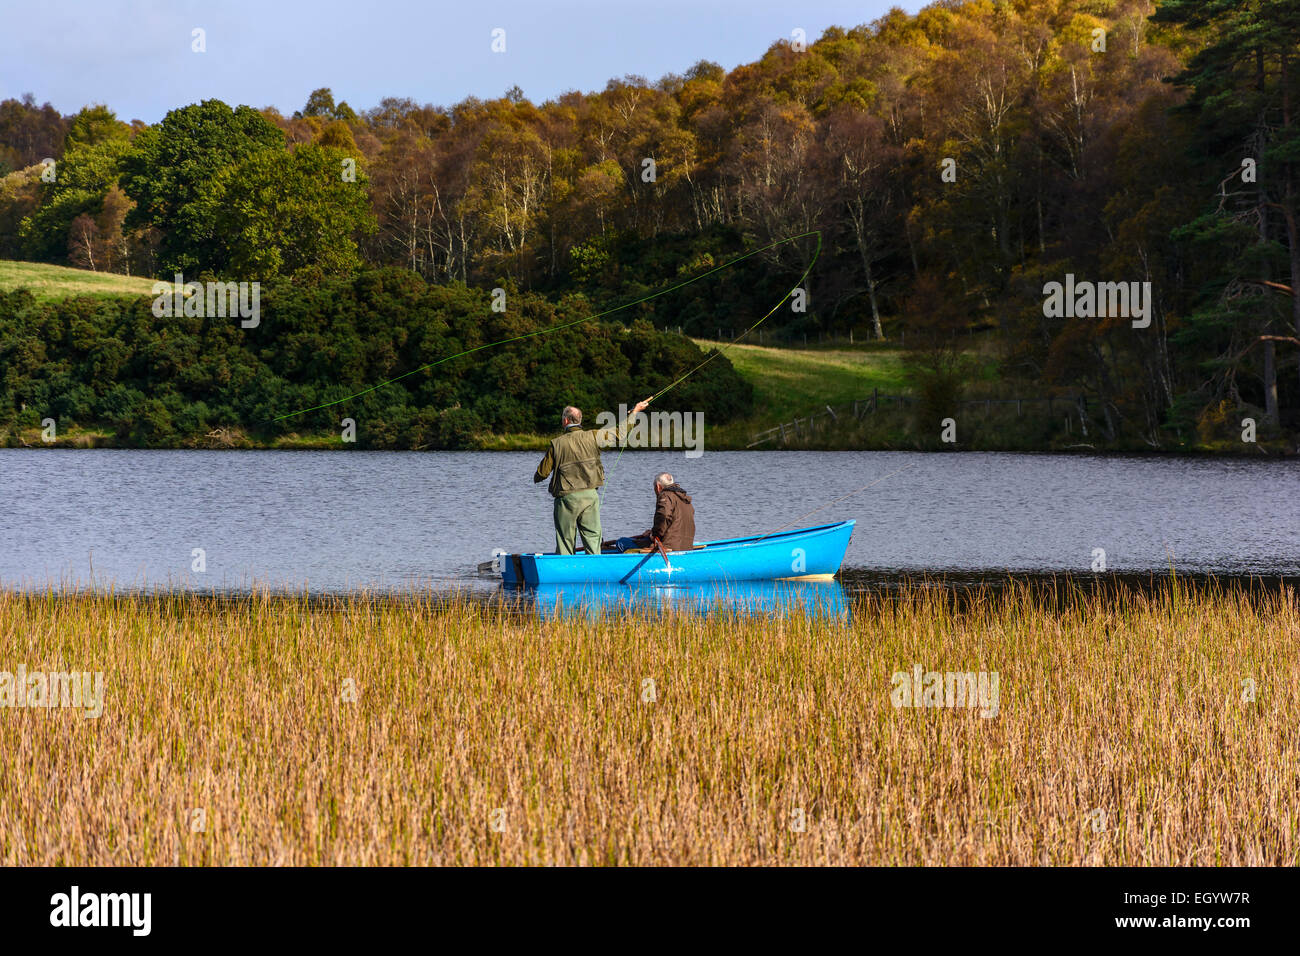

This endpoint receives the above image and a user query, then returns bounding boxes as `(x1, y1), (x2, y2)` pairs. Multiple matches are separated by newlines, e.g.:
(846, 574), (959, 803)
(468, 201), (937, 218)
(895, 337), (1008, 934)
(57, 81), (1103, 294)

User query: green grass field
(0, 259), (157, 303)
(691, 339), (910, 447)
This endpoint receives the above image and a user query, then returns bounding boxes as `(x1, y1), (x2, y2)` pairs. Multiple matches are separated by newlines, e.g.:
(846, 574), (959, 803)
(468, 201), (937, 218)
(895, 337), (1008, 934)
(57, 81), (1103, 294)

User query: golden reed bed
(0, 582), (1296, 866)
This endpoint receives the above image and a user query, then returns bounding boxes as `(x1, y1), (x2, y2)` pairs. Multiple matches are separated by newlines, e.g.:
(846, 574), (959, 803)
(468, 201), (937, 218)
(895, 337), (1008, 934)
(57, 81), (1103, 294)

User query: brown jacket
(650, 484), (696, 552)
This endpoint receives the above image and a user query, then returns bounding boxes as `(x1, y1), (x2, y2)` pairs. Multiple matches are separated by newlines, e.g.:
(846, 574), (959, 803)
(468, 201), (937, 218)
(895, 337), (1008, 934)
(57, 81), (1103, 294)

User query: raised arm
(594, 398), (653, 447)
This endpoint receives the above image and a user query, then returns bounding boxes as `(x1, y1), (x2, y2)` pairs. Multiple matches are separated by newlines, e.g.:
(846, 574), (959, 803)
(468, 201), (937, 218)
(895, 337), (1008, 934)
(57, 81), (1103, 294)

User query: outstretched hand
(632, 398), (651, 415)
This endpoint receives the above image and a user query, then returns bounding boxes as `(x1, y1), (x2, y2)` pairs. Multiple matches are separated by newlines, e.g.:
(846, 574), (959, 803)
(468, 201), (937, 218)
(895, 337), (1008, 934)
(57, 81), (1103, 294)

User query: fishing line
(600, 229), (823, 500)
(756, 463), (915, 539)
(645, 230), (823, 405)
(270, 230), (822, 424)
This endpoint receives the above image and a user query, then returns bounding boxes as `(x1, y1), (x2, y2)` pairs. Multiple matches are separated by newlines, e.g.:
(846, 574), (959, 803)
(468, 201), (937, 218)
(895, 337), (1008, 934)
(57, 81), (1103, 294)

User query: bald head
(562, 406), (582, 426)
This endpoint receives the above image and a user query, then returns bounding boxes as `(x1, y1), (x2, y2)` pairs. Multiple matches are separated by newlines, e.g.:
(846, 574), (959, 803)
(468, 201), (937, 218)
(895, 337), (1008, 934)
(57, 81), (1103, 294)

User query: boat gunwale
(522, 519), (856, 561)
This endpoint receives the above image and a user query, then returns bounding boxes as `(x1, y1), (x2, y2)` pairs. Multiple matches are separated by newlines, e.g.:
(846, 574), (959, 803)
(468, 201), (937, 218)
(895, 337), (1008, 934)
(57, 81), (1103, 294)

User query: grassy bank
(693, 339), (910, 448)
(2, 583), (1295, 865)
(695, 339), (910, 413)
(1, 423), (554, 452)
(0, 260), (157, 303)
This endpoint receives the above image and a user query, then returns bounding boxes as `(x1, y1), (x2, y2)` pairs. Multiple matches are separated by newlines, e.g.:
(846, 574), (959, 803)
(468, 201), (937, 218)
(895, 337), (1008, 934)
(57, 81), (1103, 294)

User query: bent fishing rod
(599, 230), (823, 499)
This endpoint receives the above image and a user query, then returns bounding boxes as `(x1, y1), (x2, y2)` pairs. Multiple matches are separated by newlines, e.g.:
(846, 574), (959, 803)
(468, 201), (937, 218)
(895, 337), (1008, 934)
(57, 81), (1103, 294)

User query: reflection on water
(518, 580), (848, 620)
(512, 570), (1300, 618)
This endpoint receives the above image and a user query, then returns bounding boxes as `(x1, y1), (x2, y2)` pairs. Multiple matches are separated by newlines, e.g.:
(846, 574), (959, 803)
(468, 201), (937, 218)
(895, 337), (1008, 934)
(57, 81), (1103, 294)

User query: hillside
(0, 259), (156, 302)
(691, 340), (909, 445)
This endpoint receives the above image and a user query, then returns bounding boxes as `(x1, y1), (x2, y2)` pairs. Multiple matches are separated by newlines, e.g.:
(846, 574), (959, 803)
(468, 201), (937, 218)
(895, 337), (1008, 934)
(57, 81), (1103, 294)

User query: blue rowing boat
(496, 519), (854, 587)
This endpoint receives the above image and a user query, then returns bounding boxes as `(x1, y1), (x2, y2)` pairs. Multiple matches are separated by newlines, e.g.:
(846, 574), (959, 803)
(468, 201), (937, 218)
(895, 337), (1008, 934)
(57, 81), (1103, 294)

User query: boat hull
(498, 520), (854, 586)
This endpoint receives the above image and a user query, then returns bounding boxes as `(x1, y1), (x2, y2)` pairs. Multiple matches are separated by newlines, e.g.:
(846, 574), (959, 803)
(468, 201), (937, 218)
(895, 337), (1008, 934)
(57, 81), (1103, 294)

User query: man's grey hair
(562, 406), (582, 425)
(654, 472), (674, 488)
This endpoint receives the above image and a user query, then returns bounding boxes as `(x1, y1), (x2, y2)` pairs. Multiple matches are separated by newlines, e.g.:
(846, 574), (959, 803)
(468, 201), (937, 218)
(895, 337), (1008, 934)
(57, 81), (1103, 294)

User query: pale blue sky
(1, 0), (922, 123)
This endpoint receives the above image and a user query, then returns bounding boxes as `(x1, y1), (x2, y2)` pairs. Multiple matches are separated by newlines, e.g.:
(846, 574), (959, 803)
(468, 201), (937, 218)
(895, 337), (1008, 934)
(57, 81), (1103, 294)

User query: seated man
(615, 472), (696, 553)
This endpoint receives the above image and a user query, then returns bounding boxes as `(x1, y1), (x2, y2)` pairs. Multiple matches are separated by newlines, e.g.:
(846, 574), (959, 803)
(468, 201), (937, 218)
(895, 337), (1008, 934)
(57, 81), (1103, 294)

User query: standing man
(534, 399), (649, 555)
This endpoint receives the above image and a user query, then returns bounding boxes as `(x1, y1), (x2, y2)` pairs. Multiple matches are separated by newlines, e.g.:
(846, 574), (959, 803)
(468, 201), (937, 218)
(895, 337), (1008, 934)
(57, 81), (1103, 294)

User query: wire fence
(747, 391), (1089, 447)
(672, 326), (982, 348)
(673, 326), (884, 348)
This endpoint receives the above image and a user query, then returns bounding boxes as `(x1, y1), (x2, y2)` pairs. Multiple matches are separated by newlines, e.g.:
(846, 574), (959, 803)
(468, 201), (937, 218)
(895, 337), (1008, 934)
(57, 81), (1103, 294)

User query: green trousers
(554, 489), (602, 556)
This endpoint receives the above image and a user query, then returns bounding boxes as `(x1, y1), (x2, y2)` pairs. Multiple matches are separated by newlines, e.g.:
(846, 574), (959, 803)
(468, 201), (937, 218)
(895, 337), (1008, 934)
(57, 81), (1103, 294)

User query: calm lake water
(1, 449), (1297, 594)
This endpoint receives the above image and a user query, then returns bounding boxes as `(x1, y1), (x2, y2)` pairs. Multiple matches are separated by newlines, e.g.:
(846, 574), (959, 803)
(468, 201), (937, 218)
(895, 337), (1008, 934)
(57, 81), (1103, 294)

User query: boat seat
(607, 546), (705, 554)
(608, 546), (702, 554)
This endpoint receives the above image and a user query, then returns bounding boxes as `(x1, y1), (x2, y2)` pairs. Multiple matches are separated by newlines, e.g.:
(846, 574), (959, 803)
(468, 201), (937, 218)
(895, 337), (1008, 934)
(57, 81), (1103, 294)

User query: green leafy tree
(19, 137), (131, 262)
(64, 104), (130, 150)
(192, 143), (376, 277)
(119, 100), (285, 274)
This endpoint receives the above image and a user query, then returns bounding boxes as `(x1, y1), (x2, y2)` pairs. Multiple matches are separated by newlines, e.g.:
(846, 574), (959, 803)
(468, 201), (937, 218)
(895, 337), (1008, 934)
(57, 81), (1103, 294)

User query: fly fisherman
(534, 400), (650, 555)
(614, 472), (696, 554)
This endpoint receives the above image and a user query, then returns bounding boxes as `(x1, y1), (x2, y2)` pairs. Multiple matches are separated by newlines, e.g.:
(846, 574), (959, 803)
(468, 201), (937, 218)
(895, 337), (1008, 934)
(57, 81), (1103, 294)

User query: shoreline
(4, 570), (1297, 602)
(3, 425), (1295, 457)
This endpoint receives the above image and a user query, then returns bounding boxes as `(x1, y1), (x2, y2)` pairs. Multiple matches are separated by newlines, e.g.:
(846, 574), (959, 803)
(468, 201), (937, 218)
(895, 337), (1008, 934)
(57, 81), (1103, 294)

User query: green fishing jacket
(534, 425), (616, 498)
